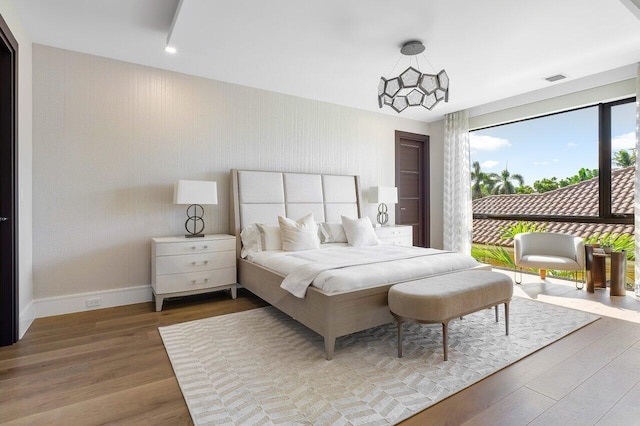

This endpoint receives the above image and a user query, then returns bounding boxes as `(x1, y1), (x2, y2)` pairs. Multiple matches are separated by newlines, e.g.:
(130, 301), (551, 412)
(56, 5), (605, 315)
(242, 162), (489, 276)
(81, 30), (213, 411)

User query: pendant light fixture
(378, 40), (449, 113)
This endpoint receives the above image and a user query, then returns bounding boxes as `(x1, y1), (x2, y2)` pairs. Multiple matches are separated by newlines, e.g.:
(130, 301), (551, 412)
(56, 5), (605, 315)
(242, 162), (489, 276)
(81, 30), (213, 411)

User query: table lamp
(370, 186), (398, 227)
(173, 180), (218, 238)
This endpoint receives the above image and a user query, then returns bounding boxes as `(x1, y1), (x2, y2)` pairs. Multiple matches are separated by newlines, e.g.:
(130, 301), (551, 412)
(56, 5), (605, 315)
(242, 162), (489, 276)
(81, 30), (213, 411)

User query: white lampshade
(173, 180), (218, 205)
(369, 186), (398, 204)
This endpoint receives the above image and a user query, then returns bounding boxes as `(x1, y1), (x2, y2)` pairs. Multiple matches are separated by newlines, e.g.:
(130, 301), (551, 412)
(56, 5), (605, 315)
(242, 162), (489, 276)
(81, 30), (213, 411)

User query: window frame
(471, 96), (635, 226)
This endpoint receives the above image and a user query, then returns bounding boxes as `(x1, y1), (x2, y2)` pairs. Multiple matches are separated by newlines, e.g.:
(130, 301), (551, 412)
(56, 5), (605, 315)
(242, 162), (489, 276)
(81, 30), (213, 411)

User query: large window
(470, 97), (635, 285)
(470, 98), (635, 223)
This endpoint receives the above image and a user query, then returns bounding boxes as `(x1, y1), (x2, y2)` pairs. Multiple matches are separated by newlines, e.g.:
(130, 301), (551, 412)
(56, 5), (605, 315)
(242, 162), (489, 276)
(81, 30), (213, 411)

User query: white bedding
(250, 244), (480, 298)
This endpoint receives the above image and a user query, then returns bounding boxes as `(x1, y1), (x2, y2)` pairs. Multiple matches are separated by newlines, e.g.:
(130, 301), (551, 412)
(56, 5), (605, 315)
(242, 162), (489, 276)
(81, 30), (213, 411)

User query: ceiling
(15, 0), (640, 122)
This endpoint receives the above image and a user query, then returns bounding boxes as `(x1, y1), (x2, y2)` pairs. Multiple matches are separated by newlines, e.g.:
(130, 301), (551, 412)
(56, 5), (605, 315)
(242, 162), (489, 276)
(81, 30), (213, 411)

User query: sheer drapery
(635, 63), (639, 287)
(443, 110), (472, 254)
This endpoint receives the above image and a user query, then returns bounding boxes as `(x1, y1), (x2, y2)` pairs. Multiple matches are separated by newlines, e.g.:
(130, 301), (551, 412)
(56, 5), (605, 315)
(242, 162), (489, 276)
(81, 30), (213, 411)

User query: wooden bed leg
(324, 336), (336, 361)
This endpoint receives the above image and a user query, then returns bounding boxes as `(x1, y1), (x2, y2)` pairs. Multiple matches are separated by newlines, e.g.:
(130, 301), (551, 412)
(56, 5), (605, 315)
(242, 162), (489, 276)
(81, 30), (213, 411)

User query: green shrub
(499, 221), (547, 240)
(585, 232), (635, 260)
(471, 245), (515, 268)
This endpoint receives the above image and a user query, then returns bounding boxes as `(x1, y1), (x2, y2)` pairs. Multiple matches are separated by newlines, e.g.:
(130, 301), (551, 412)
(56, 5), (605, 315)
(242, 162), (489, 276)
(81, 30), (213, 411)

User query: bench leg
(495, 305), (499, 322)
(442, 322), (448, 361)
(505, 302), (510, 336)
(397, 318), (403, 358)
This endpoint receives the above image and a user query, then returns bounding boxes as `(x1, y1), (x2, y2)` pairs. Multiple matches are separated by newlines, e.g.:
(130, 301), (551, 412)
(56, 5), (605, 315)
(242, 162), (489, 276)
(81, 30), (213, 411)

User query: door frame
(0, 13), (19, 346)
(394, 131), (430, 247)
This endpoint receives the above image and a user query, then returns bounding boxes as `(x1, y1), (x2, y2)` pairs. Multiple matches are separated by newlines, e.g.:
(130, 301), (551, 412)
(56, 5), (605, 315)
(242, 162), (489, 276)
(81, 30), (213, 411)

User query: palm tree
(613, 149), (636, 168)
(470, 161), (497, 199)
(471, 161), (486, 199)
(492, 167), (524, 195)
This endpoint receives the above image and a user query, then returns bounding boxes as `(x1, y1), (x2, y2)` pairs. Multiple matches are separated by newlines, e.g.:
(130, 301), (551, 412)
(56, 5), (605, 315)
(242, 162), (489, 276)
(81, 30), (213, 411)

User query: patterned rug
(159, 298), (598, 425)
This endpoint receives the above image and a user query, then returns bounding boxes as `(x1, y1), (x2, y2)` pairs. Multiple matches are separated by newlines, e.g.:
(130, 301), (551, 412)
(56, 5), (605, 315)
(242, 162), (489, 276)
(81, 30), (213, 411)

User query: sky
(470, 101), (636, 186)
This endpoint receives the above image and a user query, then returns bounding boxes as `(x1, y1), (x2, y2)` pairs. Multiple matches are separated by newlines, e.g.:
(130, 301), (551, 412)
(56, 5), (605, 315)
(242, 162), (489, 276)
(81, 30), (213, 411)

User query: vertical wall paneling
(33, 45), (433, 299)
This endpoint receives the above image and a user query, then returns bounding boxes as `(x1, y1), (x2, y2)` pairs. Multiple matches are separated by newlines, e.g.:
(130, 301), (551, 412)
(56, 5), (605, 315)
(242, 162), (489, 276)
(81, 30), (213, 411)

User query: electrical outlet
(86, 298), (100, 308)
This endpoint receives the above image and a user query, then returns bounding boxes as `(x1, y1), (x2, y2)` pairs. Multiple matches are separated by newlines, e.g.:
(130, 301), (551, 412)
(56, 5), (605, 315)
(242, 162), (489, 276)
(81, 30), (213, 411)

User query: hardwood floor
(2, 276), (640, 425)
(0, 291), (267, 425)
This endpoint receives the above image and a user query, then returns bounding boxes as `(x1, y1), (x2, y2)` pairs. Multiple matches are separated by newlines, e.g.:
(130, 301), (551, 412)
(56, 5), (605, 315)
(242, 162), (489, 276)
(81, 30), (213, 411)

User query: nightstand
(151, 234), (237, 311)
(375, 225), (413, 246)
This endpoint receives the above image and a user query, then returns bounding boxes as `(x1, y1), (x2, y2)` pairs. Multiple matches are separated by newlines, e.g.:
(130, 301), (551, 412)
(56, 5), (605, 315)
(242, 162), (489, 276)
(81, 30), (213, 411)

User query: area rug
(159, 297), (598, 425)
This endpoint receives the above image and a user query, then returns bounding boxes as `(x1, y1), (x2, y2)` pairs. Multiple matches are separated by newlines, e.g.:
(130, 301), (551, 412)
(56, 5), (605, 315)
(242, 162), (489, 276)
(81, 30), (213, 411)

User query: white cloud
(612, 132), (635, 150)
(480, 160), (499, 169)
(533, 161), (549, 166)
(552, 158), (560, 162)
(567, 142), (578, 148)
(469, 134), (511, 151)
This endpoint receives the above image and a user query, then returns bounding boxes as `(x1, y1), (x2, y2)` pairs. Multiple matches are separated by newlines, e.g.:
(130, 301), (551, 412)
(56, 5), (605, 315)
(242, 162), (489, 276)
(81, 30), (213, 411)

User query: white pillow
(278, 213), (320, 252)
(255, 223), (282, 251)
(240, 224), (260, 258)
(319, 222), (347, 243)
(341, 216), (379, 247)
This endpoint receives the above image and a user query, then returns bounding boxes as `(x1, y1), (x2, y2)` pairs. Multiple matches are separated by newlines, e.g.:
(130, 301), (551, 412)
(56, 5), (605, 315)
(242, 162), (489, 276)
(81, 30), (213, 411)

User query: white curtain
(635, 63), (639, 290)
(443, 110), (472, 254)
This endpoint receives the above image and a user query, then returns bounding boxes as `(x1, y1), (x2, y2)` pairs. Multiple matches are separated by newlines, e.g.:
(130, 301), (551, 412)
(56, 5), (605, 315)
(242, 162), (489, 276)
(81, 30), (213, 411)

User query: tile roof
(472, 166), (634, 246)
(473, 219), (634, 247)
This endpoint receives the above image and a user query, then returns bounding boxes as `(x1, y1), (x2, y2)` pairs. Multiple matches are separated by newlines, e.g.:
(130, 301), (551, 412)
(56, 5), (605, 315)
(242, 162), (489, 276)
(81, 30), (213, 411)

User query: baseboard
(19, 300), (35, 339)
(32, 285), (153, 319)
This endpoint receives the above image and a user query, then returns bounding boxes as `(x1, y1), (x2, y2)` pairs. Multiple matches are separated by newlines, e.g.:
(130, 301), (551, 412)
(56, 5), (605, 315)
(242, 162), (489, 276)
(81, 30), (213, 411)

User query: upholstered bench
(388, 270), (513, 360)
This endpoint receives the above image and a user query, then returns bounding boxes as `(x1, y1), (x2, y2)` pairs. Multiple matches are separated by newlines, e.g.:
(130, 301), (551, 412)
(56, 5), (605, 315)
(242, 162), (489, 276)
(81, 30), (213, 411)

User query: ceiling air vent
(545, 74), (567, 83)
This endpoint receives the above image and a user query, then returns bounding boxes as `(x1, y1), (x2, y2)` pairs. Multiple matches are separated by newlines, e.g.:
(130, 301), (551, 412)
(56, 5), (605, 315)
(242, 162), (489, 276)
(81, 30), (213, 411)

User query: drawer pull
(191, 245), (209, 250)
(191, 260), (209, 266)
(192, 278), (209, 285)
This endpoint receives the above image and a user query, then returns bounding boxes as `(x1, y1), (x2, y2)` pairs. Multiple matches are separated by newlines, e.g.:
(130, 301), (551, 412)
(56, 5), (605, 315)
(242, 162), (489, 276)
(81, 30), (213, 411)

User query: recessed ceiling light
(164, 45), (177, 54)
(544, 73), (567, 83)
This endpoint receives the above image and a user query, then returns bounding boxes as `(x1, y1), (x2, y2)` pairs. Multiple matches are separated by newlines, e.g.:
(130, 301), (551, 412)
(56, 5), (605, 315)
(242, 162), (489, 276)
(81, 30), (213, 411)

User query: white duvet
(249, 244), (480, 298)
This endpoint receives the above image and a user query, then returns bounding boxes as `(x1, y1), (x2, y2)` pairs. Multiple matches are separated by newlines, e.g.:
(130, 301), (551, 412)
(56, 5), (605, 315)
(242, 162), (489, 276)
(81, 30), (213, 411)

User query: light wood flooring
(2, 273), (640, 425)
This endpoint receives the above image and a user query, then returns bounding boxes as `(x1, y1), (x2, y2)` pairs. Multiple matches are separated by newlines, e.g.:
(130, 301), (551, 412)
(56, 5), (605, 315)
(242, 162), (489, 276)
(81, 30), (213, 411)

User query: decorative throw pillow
(341, 215), (379, 247)
(240, 224), (260, 258)
(255, 223), (283, 251)
(278, 213), (320, 251)
(319, 222), (348, 243)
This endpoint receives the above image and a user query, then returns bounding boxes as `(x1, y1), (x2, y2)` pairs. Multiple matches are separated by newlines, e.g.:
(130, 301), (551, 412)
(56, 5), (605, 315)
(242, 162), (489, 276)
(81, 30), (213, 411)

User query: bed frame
(230, 169), (486, 360)
(230, 169), (401, 360)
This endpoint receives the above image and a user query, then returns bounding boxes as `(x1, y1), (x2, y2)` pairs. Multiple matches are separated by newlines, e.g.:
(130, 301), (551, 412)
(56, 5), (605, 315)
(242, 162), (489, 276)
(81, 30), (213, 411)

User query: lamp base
(377, 203), (389, 226)
(184, 204), (206, 238)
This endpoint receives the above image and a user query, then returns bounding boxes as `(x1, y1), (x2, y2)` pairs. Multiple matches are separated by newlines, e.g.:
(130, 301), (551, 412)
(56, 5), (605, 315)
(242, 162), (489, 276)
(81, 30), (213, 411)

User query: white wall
(469, 78), (636, 130)
(0, 0), (33, 337)
(32, 45), (432, 303)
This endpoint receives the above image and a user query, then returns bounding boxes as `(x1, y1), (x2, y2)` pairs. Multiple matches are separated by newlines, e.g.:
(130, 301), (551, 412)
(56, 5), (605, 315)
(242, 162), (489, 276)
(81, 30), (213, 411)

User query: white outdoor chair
(514, 232), (585, 288)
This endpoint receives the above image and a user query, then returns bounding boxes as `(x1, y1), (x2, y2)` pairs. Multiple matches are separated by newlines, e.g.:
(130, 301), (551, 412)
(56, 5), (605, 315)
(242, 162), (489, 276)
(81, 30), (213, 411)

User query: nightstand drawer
(156, 250), (236, 275)
(379, 236), (413, 246)
(155, 238), (235, 256)
(155, 268), (237, 294)
(374, 226), (412, 238)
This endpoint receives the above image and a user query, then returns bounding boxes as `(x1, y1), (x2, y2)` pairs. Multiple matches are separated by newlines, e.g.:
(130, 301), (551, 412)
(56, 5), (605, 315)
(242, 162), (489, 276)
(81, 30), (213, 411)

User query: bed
(230, 169), (487, 360)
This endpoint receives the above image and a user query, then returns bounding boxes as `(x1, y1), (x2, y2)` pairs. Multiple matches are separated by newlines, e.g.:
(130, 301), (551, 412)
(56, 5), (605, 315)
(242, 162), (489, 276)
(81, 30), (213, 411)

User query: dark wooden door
(395, 131), (429, 247)
(0, 14), (19, 347)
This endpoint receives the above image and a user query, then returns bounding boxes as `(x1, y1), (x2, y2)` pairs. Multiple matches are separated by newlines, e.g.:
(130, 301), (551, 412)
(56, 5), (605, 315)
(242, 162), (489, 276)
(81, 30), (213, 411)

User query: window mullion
(598, 103), (612, 218)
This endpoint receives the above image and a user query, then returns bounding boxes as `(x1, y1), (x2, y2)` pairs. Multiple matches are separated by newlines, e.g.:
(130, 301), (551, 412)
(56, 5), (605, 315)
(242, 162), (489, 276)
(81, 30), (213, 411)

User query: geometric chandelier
(378, 40), (449, 113)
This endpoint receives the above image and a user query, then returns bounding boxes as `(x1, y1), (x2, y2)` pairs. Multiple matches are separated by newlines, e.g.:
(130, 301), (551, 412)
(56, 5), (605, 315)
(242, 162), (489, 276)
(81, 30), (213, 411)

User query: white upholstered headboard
(230, 169), (362, 255)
